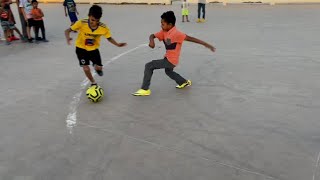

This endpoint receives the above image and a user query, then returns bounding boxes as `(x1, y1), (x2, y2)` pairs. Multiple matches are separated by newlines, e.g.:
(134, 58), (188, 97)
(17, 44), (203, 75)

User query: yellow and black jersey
(71, 19), (112, 51)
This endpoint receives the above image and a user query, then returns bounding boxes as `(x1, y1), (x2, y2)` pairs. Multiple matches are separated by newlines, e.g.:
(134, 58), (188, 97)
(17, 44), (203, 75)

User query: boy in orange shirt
(31, 0), (48, 42)
(133, 11), (215, 96)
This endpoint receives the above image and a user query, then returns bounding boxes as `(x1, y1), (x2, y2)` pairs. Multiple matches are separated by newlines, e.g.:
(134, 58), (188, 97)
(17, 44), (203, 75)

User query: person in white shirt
(197, 0), (206, 23)
(181, 0), (189, 22)
(19, 0), (34, 42)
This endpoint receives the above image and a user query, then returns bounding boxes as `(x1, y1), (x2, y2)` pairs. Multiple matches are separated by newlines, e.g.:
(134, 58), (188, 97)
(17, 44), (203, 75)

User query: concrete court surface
(0, 3), (320, 180)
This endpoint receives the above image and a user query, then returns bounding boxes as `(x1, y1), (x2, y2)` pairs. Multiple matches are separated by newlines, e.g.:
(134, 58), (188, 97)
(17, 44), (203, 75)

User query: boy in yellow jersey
(64, 5), (127, 86)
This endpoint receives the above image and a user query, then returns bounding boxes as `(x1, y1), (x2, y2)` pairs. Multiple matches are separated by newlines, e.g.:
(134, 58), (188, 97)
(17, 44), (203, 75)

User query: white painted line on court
(78, 121), (279, 180)
(312, 152), (320, 180)
(65, 43), (278, 180)
(66, 44), (148, 134)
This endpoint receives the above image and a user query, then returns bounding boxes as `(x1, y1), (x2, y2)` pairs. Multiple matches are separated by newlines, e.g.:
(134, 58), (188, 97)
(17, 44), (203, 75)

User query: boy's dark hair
(89, 5), (102, 19)
(32, 0), (38, 4)
(161, 11), (176, 26)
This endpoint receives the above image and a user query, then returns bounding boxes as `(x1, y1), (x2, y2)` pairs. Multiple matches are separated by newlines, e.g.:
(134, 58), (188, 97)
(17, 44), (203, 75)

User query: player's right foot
(197, 19), (201, 23)
(176, 80), (192, 89)
(132, 89), (151, 96)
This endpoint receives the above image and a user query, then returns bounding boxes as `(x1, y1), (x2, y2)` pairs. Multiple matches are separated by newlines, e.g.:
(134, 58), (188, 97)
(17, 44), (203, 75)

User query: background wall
(40, 0), (320, 5)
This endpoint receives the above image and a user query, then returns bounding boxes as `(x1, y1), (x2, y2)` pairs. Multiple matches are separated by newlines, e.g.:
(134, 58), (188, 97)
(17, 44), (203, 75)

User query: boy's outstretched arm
(185, 35), (216, 52)
(40, 9), (44, 18)
(64, 28), (72, 45)
(107, 37), (127, 47)
(8, 9), (13, 22)
(149, 34), (156, 48)
(64, 6), (67, 17)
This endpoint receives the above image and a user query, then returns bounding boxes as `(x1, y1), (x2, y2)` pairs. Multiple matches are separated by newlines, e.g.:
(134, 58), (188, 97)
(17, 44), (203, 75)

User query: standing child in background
(31, 0), (48, 42)
(0, 6), (11, 44)
(1, 0), (20, 41)
(63, 0), (78, 26)
(181, 0), (189, 22)
(0, 6), (23, 45)
(197, 0), (206, 23)
(20, 0), (35, 43)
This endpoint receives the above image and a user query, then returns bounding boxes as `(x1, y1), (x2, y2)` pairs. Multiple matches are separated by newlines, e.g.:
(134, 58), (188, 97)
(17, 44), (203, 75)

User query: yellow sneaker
(176, 80), (192, 89)
(196, 19), (201, 23)
(132, 89), (151, 96)
(200, 19), (206, 23)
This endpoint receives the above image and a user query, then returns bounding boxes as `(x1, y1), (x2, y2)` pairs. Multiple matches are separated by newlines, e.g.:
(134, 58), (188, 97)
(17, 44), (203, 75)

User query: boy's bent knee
(145, 61), (154, 70)
(165, 68), (173, 75)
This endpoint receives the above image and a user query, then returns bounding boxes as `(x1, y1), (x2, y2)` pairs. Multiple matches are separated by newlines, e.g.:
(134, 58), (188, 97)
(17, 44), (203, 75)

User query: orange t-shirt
(31, 8), (43, 21)
(154, 26), (186, 66)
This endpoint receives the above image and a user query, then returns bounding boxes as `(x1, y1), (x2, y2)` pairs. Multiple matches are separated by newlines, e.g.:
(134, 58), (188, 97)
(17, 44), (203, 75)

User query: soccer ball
(86, 85), (104, 102)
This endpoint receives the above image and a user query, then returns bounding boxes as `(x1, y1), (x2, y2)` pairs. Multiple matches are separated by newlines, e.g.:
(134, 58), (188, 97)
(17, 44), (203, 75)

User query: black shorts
(76, 47), (102, 67)
(27, 18), (35, 27)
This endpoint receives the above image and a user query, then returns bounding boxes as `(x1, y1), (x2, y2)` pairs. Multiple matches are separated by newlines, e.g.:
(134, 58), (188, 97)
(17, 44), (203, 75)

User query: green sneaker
(132, 89), (151, 96)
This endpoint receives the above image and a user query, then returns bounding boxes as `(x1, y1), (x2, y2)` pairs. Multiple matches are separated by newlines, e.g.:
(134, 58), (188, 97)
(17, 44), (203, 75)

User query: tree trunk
(15, 0), (27, 38)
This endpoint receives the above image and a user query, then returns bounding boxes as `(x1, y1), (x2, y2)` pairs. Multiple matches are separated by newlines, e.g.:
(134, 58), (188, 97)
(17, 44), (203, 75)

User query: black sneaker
(96, 70), (103, 76)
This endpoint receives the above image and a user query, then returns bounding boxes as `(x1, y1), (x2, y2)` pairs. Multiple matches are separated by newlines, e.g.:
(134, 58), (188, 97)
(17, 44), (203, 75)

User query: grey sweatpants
(141, 58), (187, 90)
